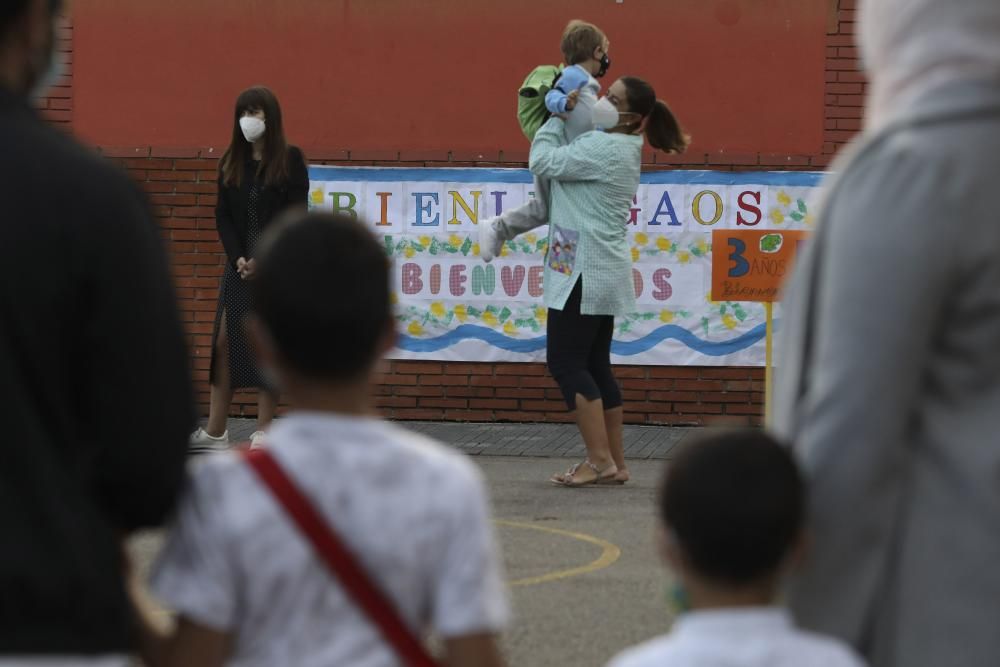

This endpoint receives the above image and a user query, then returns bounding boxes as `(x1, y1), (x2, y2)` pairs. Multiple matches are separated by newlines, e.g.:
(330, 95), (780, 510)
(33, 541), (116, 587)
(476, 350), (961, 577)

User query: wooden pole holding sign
(711, 230), (807, 424)
(764, 301), (774, 423)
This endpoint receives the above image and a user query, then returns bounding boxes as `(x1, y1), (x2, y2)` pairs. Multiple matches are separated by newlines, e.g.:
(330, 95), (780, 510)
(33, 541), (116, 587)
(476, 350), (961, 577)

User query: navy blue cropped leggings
(545, 280), (622, 411)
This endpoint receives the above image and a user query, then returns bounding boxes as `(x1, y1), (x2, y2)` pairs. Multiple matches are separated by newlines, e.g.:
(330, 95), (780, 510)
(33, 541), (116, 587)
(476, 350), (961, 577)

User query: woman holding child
(529, 76), (688, 486)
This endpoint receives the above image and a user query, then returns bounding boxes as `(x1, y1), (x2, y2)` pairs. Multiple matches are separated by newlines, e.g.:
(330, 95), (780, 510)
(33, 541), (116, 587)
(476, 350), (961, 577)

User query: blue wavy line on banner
(396, 323), (769, 357)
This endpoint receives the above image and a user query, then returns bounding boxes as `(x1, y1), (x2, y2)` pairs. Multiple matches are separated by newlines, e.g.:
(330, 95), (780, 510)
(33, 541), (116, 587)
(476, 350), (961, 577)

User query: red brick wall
(32, 15), (73, 127)
(62, 1), (865, 426)
(822, 0), (864, 167)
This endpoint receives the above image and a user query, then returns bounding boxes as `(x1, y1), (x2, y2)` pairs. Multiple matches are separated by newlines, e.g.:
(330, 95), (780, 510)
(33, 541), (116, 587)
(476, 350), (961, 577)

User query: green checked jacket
(529, 116), (642, 317)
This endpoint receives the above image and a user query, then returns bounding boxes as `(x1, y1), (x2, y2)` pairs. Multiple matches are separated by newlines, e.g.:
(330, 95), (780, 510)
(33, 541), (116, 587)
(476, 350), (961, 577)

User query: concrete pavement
(225, 417), (700, 460)
(133, 420), (709, 665)
(483, 457), (676, 667)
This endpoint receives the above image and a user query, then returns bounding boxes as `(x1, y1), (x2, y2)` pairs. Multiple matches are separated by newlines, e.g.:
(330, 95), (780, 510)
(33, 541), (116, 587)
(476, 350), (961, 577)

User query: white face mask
(592, 97), (620, 131)
(240, 116), (266, 143)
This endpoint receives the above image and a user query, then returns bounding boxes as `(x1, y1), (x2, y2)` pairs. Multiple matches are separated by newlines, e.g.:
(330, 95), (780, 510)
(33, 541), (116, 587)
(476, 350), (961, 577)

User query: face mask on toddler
(596, 53), (611, 78)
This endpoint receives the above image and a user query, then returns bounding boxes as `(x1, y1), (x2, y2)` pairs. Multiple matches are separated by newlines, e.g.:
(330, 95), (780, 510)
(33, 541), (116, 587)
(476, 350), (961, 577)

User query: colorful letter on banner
(307, 166), (824, 366)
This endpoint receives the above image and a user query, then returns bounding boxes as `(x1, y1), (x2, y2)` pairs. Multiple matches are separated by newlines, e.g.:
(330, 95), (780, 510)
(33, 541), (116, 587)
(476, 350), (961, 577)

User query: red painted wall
(73, 0), (827, 157)
(55, 0), (866, 426)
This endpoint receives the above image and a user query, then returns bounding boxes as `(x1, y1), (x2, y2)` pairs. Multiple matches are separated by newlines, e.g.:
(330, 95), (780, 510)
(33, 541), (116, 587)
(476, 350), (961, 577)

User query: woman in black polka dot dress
(190, 86), (308, 451)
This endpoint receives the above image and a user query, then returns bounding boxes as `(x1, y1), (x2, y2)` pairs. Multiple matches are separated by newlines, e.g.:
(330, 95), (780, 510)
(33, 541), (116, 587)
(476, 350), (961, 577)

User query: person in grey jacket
(770, 1), (1000, 666)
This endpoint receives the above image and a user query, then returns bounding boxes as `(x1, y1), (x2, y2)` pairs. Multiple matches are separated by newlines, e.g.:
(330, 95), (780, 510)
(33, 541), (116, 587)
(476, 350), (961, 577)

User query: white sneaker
(478, 218), (504, 263)
(189, 427), (230, 453)
(249, 430), (267, 450)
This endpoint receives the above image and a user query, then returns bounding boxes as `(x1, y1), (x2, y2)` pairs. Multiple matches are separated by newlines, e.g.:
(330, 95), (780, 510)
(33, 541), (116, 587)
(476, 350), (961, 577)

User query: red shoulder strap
(243, 448), (439, 667)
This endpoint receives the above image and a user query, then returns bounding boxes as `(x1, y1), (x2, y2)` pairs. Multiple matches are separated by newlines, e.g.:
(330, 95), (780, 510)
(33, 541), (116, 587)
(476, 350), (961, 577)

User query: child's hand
(554, 90), (580, 120)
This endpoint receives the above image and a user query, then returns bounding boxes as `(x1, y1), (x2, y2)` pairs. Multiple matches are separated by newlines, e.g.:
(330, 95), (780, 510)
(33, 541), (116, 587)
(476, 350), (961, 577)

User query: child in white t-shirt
(607, 432), (866, 667)
(479, 19), (611, 262)
(132, 212), (509, 667)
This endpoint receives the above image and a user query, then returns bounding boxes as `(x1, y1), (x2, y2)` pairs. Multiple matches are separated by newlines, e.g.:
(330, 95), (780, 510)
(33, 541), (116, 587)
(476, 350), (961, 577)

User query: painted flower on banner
(789, 199), (809, 223)
(382, 232), (553, 259)
(616, 308), (689, 336)
(634, 235), (708, 260)
(382, 234), (480, 258)
(702, 302), (751, 336)
(396, 294), (757, 347)
(770, 190), (811, 227)
(396, 302), (547, 338)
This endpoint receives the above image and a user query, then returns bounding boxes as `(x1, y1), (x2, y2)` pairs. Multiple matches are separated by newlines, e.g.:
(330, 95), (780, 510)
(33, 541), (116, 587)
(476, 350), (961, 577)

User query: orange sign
(711, 230), (809, 303)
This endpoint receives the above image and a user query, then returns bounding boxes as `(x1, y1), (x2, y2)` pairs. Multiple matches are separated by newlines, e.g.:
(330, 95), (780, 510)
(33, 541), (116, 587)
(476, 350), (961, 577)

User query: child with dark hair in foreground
(607, 431), (865, 667)
(132, 212), (508, 667)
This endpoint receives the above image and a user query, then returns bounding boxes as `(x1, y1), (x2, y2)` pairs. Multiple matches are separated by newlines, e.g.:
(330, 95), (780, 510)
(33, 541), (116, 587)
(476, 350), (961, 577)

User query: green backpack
(517, 64), (564, 142)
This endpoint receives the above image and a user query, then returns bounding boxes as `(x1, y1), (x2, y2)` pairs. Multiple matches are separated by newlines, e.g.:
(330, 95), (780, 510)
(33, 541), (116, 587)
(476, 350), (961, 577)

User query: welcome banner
(307, 166), (824, 366)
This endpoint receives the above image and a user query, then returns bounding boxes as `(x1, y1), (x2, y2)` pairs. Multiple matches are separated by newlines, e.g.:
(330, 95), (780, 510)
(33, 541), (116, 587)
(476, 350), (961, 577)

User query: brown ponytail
(645, 99), (690, 154)
(620, 76), (691, 154)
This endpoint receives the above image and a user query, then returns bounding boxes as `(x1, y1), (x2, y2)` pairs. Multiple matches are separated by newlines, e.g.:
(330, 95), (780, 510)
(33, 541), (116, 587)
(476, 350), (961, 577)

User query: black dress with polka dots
(215, 169), (266, 390)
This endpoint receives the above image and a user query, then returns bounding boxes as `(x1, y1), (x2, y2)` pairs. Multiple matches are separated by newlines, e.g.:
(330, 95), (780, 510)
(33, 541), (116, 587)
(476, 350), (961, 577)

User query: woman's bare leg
(604, 406), (629, 482)
(256, 391), (278, 431)
(206, 312), (234, 437)
(559, 395), (615, 483)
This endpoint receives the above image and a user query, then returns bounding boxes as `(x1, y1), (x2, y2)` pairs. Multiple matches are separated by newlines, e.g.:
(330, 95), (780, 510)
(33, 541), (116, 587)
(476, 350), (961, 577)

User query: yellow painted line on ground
(494, 519), (622, 587)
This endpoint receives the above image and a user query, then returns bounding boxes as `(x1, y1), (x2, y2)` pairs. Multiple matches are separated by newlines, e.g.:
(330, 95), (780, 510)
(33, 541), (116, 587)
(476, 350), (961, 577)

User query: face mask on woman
(592, 97), (620, 131)
(240, 117), (266, 143)
(593, 97), (644, 133)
